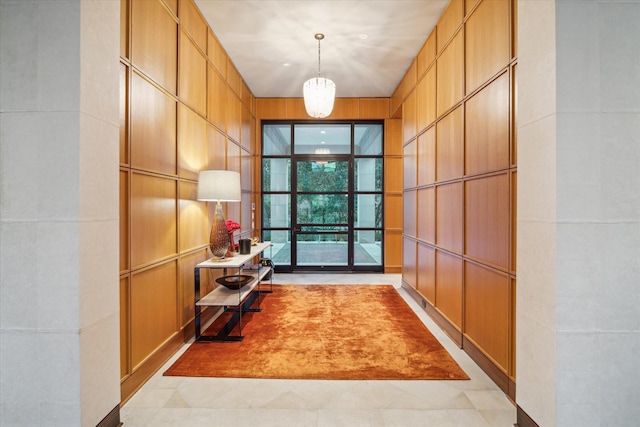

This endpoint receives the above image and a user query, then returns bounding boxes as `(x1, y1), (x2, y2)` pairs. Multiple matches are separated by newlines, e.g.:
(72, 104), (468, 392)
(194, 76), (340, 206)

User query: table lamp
(197, 170), (241, 259)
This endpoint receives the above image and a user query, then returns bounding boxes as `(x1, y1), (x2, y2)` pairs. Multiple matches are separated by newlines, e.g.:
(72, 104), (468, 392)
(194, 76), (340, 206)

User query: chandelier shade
(303, 77), (336, 118)
(303, 33), (335, 118)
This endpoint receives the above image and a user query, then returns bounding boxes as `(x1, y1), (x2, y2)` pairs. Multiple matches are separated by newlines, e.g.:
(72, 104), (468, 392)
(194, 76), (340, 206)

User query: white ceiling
(194, 0), (448, 98)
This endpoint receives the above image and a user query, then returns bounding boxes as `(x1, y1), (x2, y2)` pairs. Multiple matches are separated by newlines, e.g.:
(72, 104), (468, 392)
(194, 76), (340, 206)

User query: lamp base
(209, 203), (230, 259)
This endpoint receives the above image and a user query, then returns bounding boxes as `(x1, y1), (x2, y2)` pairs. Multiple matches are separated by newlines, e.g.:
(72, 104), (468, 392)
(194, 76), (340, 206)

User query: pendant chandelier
(303, 33), (336, 118)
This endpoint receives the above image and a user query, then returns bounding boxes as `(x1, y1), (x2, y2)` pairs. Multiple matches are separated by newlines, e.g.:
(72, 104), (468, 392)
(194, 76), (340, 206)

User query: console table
(194, 241), (273, 342)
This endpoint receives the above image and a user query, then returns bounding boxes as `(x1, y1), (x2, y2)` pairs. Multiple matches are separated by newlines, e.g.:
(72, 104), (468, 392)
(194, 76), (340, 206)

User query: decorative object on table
(251, 237), (260, 246)
(239, 238), (252, 255)
(303, 33), (335, 118)
(196, 170), (241, 260)
(215, 274), (253, 290)
(225, 219), (241, 256)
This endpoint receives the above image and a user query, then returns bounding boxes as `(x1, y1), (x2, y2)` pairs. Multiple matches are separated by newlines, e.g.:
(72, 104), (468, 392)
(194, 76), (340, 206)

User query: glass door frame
(291, 155), (353, 271)
(261, 120), (384, 273)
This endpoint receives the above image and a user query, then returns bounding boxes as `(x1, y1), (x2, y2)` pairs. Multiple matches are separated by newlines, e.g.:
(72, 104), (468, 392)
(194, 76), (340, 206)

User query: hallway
(120, 274), (516, 426)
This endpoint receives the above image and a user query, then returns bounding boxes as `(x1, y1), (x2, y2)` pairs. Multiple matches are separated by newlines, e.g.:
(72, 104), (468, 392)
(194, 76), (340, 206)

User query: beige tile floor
(121, 274), (516, 426)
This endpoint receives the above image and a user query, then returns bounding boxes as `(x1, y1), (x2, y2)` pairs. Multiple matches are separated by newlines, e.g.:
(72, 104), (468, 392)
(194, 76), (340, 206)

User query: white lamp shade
(303, 77), (336, 118)
(197, 170), (241, 202)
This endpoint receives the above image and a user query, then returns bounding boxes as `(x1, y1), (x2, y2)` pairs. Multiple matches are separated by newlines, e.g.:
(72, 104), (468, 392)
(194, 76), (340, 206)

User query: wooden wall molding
(399, 0), (517, 397)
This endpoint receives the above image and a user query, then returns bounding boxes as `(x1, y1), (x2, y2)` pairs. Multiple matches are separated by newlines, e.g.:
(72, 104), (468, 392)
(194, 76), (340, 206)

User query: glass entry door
(262, 122), (384, 272)
(293, 158), (350, 268)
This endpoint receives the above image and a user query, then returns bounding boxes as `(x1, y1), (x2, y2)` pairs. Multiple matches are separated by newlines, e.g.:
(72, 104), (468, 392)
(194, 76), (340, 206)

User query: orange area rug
(164, 285), (468, 380)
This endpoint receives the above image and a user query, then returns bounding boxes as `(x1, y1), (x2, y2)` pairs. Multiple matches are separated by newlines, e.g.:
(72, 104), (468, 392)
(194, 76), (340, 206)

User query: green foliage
(297, 161), (348, 225)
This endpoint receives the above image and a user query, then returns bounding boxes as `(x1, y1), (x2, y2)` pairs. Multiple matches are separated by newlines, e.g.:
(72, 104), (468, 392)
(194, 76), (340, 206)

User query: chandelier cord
(317, 37), (321, 77)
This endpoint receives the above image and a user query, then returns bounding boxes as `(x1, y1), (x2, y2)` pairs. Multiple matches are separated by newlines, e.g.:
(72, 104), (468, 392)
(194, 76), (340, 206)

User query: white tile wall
(0, 0), (120, 426)
(518, 0), (640, 425)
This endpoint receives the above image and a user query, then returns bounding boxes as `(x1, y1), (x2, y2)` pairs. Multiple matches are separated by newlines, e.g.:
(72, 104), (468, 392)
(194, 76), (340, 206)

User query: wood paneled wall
(119, 0), (257, 402)
(398, 0), (517, 399)
(254, 98), (403, 273)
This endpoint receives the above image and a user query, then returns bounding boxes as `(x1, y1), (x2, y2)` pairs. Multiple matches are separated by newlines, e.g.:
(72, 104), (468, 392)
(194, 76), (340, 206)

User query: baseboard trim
(462, 337), (509, 393)
(516, 405), (539, 427)
(402, 282), (463, 347)
(96, 405), (121, 427)
(402, 281), (516, 399)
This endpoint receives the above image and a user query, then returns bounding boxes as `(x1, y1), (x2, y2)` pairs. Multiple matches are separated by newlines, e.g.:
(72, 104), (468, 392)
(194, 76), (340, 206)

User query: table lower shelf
(196, 290), (263, 342)
(194, 266), (272, 342)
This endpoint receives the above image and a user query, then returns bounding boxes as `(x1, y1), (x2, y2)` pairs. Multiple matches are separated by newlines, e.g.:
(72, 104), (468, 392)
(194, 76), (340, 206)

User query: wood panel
(256, 98), (286, 119)
(120, 0), (128, 59)
(403, 189), (417, 238)
(466, 0), (480, 15)
(120, 169), (129, 272)
(436, 31), (464, 117)
(226, 62), (242, 96)
(241, 104), (252, 149)
(119, 275), (129, 379)
(437, 0), (464, 53)
(241, 147), (252, 192)
(325, 98), (359, 119)
(403, 140), (417, 190)
(385, 157), (403, 193)
(417, 66), (437, 132)
(241, 81), (253, 111)
(384, 119), (403, 156)
(179, 30), (206, 116)
(510, 276), (516, 380)
(436, 106), (464, 182)
(404, 60), (418, 96)
(395, 0), (517, 397)
(359, 98), (389, 119)
(164, 0), (177, 16)
(130, 261), (178, 369)
(403, 238), (417, 289)
(465, 0), (510, 94)
(131, 0), (177, 94)
(417, 187), (435, 244)
(207, 65), (227, 131)
(130, 173), (177, 268)
(241, 191), (252, 233)
(130, 72), (177, 175)
(417, 31), (436, 78)
(226, 142), (241, 223)
(465, 173), (510, 269)
(465, 72), (510, 176)
(464, 261), (510, 372)
(417, 127), (436, 186)
(436, 182), (463, 254)
(179, 180), (207, 253)
(207, 125), (226, 170)
(435, 250), (462, 329)
(512, 63), (518, 166)
(285, 98), (308, 119)
(207, 30), (227, 79)
(403, 90), (417, 143)
(179, 0), (207, 53)
(417, 243), (436, 304)
(390, 82), (402, 118)
(384, 230), (403, 271)
(227, 89), (241, 143)
(511, 170), (517, 274)
(385, 193), (403, 229)
(120, 64), (128, 165)
(512, 0), (518, 59)
(178, 249), (210, 329)
(178, 104), (207, 180)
